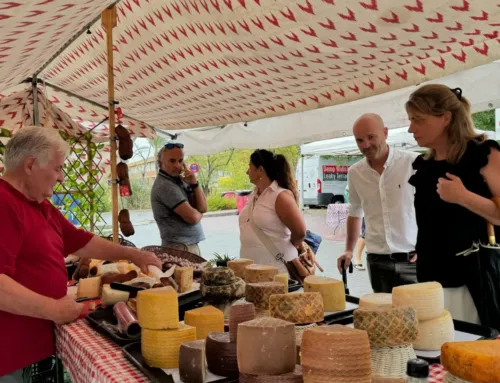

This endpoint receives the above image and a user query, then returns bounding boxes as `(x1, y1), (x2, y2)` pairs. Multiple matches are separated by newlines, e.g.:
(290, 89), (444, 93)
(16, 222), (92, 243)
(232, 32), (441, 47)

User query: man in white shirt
(337, 113), (419, 293)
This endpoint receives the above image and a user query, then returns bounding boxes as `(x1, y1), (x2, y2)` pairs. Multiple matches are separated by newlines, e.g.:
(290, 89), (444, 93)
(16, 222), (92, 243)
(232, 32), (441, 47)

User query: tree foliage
(472, 110), (495, 132)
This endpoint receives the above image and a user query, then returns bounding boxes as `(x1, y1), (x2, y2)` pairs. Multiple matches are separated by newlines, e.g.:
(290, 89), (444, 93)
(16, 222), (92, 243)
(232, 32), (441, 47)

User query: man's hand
(182, 164), (197, 185)
(337, 251), (353, 274)
(49, 295), (84, 325)
(129, 250), (162, 274)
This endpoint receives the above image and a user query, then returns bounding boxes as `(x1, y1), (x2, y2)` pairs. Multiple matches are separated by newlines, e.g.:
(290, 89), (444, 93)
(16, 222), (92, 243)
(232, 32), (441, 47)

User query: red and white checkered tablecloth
(56, 319), (448, 383)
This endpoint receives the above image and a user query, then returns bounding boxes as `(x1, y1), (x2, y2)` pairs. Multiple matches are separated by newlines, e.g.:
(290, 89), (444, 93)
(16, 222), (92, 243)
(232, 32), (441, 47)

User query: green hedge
(207, 194), (237, 211)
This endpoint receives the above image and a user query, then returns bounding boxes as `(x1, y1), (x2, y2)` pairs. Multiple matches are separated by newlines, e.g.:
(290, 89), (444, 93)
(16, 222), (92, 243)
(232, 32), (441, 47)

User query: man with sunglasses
(151, 143), (207, 255)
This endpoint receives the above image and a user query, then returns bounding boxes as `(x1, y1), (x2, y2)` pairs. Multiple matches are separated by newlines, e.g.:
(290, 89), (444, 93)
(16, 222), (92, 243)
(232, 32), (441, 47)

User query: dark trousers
(367, 253), (417, 293)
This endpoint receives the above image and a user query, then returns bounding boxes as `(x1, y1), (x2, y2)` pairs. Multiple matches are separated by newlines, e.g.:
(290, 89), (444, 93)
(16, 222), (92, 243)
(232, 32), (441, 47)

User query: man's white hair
(4, 126), (70, 170)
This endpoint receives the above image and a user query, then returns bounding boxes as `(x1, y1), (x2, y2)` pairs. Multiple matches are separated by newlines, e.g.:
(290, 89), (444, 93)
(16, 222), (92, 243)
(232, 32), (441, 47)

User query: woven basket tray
(444, 373), (472, 383)
(371, 344), (416, 378)
(102, 234), (136, 248)
(141, 245), (207, 264)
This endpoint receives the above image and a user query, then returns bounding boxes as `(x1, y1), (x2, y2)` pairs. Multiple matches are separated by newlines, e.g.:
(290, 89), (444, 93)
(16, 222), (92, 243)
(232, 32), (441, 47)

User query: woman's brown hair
(405, 84), (486, 163)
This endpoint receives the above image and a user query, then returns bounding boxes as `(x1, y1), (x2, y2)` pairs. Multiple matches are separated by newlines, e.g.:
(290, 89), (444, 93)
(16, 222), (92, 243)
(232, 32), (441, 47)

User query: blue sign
(189, 163), (200, 173)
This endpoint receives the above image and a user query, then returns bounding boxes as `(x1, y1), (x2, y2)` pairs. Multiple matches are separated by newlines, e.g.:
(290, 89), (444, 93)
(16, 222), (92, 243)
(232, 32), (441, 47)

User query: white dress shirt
(348, 148), (419, 254)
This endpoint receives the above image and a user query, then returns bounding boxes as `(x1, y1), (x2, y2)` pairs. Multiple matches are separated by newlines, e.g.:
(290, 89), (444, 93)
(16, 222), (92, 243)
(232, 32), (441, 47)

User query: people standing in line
(337, 113), (419, 293)
(151, 143), (207, 256)
(406, 84), (500, 324)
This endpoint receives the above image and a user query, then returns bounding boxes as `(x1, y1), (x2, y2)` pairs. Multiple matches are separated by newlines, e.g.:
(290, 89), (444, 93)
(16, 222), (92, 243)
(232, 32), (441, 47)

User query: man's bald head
(352, 113), (388, 161)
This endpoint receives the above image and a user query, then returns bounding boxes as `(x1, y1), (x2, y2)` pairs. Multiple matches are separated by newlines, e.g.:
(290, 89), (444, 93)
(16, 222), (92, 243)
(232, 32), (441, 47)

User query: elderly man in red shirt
(0, 127), (162, 382)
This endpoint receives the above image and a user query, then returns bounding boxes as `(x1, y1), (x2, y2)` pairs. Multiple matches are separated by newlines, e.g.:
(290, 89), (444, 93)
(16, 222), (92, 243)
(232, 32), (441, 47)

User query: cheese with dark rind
(301, 325), (372, 383)
(227, 258), (254, 278)
(246, 282), (287, 309)
(229, 302), (256, 342)
(202, 267), (235, 286)
(269, 292), (324, 324)
(201, 276), (245, 302)
(205, 332), (238, 378)
(240, 365), (303, 383)
(304, 275), (345, 312)
(179, 339), (206, 383)
(184, 305), (225, 340)
(237, 317), (296, 375)
(244, 264), (279, 283)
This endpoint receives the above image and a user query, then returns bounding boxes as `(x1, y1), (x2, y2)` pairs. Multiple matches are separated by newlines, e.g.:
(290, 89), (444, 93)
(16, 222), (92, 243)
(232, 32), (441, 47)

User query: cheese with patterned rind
(206, 332), (238, 377)
(353, 305), (419, 348)
(269, 292), (324, 324)
(237, 317), (296, 375)
(239, 365), (303, 383)
(184, 305), (224, 340)
(174, 266), (194, 293)
(179, 339), (206, 383)
(359, 293), (392, 308)
(441, 340), (500, 383)
(244, 264), (279, 283)
(301, 325), (372, 383)
(201, 276), (245, 301)
(413, 310), (454, 351)
(137, 287), (179, 330)
(202, 267), (235, 286)
(142, 323), (196, 368)
(227, 258), (254, 278)
(229, 302), (256, 342)
(246, 282), (286, 309)
(304, 275), (345, 312)
(274, 273), (289, 292)
(392, 282), (444, 321)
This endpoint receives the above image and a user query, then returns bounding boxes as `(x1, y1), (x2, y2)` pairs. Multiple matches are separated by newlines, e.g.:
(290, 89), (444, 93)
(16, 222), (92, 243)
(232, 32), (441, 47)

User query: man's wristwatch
(190, 182), (199, 189)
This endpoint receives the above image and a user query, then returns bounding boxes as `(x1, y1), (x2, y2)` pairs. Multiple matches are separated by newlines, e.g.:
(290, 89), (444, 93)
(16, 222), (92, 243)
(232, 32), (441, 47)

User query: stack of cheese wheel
(393, 282), (454, 351)
(245, 282), (286, 310)
(200, 267), (246, 303)
(244, 264), (279, 283)
(301, 324), (372, 383)
(184, 305), (224, 340)
(304, 275), (346, 312)
(441, 340), (500, 383)
(359, 293), (393, 308)
(237, 317), (302, 381)
(354, 304), (419, 378)
(227, 258), (254, 278)
(205, 332), (238, 378)
(269, 292), (324, 324)
(137, 287), (196, 368)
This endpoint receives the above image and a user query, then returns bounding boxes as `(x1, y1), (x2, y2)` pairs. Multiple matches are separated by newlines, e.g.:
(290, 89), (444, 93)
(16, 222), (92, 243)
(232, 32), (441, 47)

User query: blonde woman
(406, 84), (500, 323)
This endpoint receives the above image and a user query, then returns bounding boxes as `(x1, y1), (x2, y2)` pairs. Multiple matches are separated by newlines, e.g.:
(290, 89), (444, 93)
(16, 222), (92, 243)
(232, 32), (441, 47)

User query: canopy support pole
(102, 6), (119, 245)
(300, 155), (305, 214)
(32, 76), (39, 126)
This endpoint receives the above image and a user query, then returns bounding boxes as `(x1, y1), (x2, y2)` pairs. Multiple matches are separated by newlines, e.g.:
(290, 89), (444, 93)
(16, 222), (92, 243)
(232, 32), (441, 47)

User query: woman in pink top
(239, 149), (306, 273)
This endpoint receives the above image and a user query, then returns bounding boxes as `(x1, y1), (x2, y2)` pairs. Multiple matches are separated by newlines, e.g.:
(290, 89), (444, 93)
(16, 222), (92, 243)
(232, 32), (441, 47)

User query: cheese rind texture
(239, 365), (303, 383)
(179, 339), (206, 383)
(359, 293), (392, 308)
(441, 340), (500, 383)
(304, 275), (345, 312)
(444, 372), (473, 383)
(142, 324), (196, 368)
(201, 276), (246, 301)
(137, 287), (179, 330)
(413, 310), (454, 351)
(184, 305), (224, 340)
(202, 267), (235, 286)
(371, 377), (408, 383)
(206, 332), (238, 377)
(246, 282), (287, 309)
(229, 302), (256, 342)
(227, 258), (254, 278)
(301, 325), (372, 383)
(392, 282), (444, 321)
(237, 317), (296, 375)
(77, 276), (102, 299)
(269, 292), (324, 324)
(174, 266), (194, 293)
(370, 344), (416, 378)
(244, 264), (279, 283)
(353, 305), (419, 348)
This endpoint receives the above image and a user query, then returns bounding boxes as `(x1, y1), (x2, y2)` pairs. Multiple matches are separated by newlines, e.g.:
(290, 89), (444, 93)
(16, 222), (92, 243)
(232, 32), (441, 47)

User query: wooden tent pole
(102, 6), (119, 244)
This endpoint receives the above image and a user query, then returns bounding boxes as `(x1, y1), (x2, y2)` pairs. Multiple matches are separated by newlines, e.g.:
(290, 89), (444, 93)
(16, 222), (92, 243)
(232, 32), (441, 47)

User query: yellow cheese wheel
(137, 287), (179, 330)
(269, 292), (324, 324)
(413, 310), (454, 351)
(304, 276), (345, 312)
(359, 293), (392, 308)
(392, 282), (444, 321)
(227, 258), (254, 279)
(274, 273), (289, 292)
(142, 323), (196, 368)
(184, 305), (224, 340)
(244, 264), (279, 283)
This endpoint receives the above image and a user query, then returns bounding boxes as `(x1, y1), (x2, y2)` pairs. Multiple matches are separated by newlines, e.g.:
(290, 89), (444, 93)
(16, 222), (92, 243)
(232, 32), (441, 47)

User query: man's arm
(174, 201), (203, 225)
(190, 186), (208, 214)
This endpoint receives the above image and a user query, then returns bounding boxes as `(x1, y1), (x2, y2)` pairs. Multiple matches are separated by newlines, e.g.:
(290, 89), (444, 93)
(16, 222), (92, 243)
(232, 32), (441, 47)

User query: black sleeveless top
(408, 139), (500, 288)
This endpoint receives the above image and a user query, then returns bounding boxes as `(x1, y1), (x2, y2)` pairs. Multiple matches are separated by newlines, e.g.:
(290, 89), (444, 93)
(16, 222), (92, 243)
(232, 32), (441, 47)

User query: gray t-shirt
(151, 171), (205, 246)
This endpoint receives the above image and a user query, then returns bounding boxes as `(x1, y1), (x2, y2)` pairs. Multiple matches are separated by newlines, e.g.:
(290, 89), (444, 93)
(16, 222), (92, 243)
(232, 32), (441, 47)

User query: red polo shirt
(0, 179), (93, 376)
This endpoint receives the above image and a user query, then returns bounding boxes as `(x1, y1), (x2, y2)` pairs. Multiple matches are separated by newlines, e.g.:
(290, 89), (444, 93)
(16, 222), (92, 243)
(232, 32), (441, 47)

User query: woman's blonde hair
(405, 84), (486, 163)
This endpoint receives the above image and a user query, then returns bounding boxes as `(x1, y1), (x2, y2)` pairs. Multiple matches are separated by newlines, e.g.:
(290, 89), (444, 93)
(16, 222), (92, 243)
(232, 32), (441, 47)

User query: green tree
(472, 110), (495, 132)
(187, 150), (236, 195)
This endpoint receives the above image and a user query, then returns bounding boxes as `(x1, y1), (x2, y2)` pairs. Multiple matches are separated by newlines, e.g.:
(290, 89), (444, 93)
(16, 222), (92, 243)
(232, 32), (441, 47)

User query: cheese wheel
(413, 310), (454, 351)
(237, 317), (296, 375)
(441, 340), (500, 383)
(201, 276), (245, 301)
(274, 273), (289, 292)
(444, 373), (472, 383)
(174, 266), (194, 293)
(202, 267), (235, 286)
(76, 276), (102, 299)
(304, 276), (345, 312)
(246, 282), (287, 309)
(141, 323), (196, 368)
(101, 284), (130, 306)
(205, 332), (238, 377)
(244, 264), (279, 283)
(137, 287), (179, 330)
(353, 305), (419, 348)
(227, 258), (254, 278)
(359, 293), (392, 308)
(179, 340), (206, 383)
(240, 365), (303, 383)
(229, 302), (256, 342)
(371, 377), (408, 383)
(392, 282), (444, 321)
(269, 292), (324, 324)
(184, 305), (224, 340)
(301, 325), (372, 383)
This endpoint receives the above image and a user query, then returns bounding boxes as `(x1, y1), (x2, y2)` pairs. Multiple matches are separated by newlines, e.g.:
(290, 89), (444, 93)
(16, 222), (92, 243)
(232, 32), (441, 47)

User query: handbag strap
(487, 197), (500, 245)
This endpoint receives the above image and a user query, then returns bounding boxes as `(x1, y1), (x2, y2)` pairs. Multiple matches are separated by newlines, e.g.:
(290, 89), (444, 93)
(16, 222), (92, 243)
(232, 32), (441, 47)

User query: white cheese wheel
(269, 293), (324, 324)
(392, 282), (444, 321)
(413, 310), (454, 351)
(304, 276), (345, 312)
(244, 264), (279, 283)
(101, 284), (130, 306)
(359, 293), (392, 308)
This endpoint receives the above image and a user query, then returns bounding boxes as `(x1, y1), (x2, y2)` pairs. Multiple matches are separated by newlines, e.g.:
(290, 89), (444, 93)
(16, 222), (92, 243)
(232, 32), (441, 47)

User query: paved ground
(100, 209), (373, 298)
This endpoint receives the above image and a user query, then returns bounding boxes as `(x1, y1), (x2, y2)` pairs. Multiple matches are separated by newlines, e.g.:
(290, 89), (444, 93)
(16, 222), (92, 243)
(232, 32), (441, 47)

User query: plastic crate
(31, 356), (64, 383)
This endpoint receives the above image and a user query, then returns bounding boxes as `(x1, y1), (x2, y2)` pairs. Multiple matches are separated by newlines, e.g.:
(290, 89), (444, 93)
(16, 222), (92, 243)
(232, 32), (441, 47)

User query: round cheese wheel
(413, 310), (454, 351)
(359, 293), (392, 308)
(269, 292), (324, 324)
(240, 365), (303, 383)
(205, 332), (238, 378)
(371, 377), (408, 383)
(246, 282), (287, 309)
(304, 276), (346, 312)
(229, 302), (256, 342)
(371, 344), (417, 378)
(137, 287), (179, 330)
(392, 282), (444, 321)
(227, 258), (254, 278)
(244, 264), (279, 283)
(202, 267), (235, 286)
(201, 276), (245, 302)
(444, 372), (473, 383)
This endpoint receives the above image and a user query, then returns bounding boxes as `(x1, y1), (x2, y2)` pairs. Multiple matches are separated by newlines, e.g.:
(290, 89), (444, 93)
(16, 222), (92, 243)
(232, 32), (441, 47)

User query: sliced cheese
(137, 287), (179, 330)
(142, 323), (196, 368)
(179, 340), (206, 383)
(441, 340), (500, 383)
(304, 275), (345, 312)
(174, 266), (194, 293)
(359, 293), (392, 308)
(227, 258), (254, 278)
(244, 264), (279, 283)
(392, 282), (444, 321)
(274, 273), (289, 292)
(245, 282), (286, 309)
(413, 310), (454, 351)
(184, 305), (224, 340)
(76, 276), (102, 299)
(101, 284), (130, 306)
(269, 292), (324, 324)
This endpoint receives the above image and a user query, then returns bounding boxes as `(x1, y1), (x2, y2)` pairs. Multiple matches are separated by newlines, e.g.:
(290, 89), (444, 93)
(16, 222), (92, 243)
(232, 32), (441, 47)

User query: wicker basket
(371, 344), (416, 378)
(444, 372), (472, 383)
(141, 245), (207, 264)
(102, 234), (136, 248)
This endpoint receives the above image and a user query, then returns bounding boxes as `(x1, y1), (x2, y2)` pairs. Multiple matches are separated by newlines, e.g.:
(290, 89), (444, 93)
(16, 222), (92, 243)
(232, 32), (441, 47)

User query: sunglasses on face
(164, 143), (184, 149)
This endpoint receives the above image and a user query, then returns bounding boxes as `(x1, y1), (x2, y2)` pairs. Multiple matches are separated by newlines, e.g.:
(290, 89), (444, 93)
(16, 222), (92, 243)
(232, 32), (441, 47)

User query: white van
(296, 155), (358, 207)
